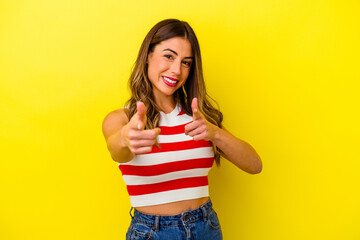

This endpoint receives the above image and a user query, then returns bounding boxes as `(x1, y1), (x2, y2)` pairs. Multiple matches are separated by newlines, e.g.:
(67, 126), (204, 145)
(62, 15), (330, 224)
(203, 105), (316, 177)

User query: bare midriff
(135, 197), (210, 216)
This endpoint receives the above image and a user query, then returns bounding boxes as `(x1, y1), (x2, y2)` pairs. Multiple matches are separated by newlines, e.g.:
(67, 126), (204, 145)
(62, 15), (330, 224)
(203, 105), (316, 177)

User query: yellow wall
(1, 0), (359, 239)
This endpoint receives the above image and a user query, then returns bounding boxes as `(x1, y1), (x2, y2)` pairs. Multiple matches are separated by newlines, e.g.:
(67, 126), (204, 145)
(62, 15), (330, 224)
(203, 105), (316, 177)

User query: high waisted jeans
(126, 199), (223, 240)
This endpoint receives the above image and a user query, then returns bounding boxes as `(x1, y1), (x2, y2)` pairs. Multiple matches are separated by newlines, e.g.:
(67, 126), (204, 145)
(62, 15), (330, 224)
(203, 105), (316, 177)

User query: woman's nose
(170, 61), (181, 75)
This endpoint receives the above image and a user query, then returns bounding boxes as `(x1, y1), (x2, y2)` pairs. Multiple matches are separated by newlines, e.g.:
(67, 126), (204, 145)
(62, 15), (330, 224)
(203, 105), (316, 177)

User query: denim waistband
(130, 199), (213, 231)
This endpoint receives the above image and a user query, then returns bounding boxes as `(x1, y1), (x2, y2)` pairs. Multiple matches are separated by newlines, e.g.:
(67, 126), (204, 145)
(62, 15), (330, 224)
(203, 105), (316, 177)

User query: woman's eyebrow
(163, 48), (194, 59)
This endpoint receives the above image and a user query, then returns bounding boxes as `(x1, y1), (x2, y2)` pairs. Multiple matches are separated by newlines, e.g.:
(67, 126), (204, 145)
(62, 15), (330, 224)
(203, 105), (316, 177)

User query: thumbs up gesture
(184, 98), (219, 141)
(121, 101), (161, 154)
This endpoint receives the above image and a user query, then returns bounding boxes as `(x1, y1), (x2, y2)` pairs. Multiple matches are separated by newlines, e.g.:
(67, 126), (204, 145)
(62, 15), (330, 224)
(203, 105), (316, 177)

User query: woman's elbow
(250, 157), (263, 174)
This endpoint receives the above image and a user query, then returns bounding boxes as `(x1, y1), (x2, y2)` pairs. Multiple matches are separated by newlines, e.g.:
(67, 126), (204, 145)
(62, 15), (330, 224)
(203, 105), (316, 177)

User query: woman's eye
(164, 54), (173, 60)
(182, 61), (191, 67)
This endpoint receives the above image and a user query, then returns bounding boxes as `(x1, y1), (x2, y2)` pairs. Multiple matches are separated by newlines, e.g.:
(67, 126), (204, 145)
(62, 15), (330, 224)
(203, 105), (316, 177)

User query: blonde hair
(125, 19), (223, 165)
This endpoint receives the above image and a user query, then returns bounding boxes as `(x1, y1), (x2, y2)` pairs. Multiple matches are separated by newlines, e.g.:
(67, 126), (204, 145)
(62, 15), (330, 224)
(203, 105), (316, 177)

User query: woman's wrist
(119, 124), (129, 148)
(210, 125), (222, 145)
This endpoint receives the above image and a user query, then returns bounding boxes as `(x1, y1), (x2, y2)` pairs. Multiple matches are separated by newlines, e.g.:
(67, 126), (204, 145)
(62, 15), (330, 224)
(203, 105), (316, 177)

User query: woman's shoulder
(104, 107), (129, 122)
(102, 107), (131, 141)
(102, 108), (130, 133)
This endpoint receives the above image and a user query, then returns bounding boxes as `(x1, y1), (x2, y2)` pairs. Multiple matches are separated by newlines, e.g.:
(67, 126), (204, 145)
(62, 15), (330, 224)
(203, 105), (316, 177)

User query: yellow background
(1, 0), (359, 239)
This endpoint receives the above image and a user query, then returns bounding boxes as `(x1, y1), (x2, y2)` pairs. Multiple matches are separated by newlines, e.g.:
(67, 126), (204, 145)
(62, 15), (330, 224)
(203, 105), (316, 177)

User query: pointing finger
(136, 101), (146, 121)
(191, 97), (201, 121)
(130, 101), (147, 130)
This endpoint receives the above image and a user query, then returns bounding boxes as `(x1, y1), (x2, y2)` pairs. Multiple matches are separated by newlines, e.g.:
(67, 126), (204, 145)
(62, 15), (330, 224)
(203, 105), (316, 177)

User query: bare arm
(102, 102), (161, 163)
(212, 127), (262, 174)
(185, 98), (262, 174)
(102, 108), (134, 163)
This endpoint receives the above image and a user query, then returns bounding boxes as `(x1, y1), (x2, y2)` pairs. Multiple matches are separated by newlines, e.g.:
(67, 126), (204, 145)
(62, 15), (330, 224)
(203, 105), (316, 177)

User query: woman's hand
(121, 101), (161, 154)
(183, 98), (262, 174)
(184, 98), (219, 141)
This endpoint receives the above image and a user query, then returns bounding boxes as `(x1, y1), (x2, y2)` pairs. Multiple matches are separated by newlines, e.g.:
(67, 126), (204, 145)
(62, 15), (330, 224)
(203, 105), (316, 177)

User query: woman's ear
(147, 52), (153, 64)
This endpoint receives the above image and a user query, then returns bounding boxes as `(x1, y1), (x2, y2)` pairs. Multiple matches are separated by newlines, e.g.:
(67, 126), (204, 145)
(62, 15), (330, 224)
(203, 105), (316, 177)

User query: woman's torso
(135, 196), (210, 215)
(120, 103), (214, 215)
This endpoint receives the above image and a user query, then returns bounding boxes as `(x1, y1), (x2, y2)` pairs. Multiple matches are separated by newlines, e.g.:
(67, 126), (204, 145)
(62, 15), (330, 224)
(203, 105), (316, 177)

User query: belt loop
(154, 215), (160, 232)
(201, 206), (208, 222)
(129, 207), (134, 219)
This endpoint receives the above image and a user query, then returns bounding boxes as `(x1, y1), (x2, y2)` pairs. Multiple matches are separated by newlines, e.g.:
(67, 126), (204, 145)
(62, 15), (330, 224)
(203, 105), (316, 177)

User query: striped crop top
(118, 103), (214, 207)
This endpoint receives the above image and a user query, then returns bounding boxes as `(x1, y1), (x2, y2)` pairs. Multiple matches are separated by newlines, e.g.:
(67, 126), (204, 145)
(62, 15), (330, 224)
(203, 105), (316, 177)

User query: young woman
(102, 19), (262, 240)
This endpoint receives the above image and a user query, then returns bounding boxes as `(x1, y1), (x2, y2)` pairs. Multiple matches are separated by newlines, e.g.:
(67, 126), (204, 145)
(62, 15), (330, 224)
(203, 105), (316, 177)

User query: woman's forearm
(212, 127), (262, 174)
(106, 127), (135, 163)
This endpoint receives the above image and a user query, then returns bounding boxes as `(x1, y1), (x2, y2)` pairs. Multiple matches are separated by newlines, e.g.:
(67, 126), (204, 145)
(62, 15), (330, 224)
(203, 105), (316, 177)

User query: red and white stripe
(118, 104), (214, 207)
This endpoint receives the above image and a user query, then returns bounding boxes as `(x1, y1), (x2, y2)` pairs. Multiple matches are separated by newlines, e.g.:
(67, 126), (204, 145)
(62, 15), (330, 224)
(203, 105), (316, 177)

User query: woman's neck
(153, 92), (176, 114)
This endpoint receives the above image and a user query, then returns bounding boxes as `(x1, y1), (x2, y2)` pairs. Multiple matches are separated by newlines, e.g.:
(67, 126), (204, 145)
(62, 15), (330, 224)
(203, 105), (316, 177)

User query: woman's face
(147, 37), (193, 100)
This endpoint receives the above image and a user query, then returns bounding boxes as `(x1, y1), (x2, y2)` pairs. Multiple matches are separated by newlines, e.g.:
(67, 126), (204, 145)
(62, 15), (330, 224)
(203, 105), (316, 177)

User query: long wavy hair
(125, 19), (223, 165)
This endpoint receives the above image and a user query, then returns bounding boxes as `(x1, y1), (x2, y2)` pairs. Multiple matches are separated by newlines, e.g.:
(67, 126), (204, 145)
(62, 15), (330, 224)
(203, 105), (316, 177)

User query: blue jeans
(126, 199), (223, 240)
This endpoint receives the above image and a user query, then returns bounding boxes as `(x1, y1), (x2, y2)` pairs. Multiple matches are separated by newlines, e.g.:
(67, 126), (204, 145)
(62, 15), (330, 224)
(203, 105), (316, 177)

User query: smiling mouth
(162, 76), (179, 87)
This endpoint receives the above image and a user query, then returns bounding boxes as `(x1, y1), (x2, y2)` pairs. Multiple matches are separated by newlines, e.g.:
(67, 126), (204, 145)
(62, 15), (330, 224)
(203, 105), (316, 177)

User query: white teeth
(163, 76), (177, 84)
